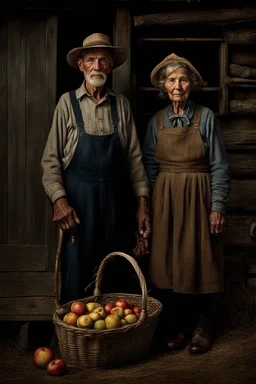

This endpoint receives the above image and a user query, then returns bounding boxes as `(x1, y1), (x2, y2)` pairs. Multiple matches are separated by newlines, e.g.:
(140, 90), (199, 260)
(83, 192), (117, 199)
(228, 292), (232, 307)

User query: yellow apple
(85, 302), (101, 313)
(88, 312), (102, 322)
(93, 306), (107, 319)
(63, 312), (79, 326)
(121, 319), (128, 326)
(105, 315), (121, 329)
(124, 314), (138, 324)
(93, 319), (106, 330)
(77, 314), (93, 329)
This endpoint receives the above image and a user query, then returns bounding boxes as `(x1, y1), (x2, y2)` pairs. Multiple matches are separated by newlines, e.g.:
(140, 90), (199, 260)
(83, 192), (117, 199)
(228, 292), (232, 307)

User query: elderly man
(41, 33), (151, 304)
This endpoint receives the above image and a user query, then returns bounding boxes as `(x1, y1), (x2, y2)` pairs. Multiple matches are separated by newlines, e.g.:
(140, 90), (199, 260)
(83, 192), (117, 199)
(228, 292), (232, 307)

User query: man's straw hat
(67, 33), (127, 69)
(150, 53), (202, 88)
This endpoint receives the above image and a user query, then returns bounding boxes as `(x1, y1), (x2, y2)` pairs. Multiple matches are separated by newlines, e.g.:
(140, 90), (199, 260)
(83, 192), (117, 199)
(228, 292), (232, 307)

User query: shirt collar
(167, 99), (195, 127)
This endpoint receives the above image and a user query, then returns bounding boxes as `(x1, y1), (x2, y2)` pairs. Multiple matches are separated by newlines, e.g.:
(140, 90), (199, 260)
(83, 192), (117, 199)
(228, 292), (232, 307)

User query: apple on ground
(93, 319), (106, 330)
(70, 301), (86, 316)
(104, 303), (114, 314)
(93, 306), (107, 319)
(63, 312), (80, 326)
(105, 314), (122, 329)
(110, 306), (125, 319)
(77, 314), (94, 329)
(86, 302), (101, 313)
(33, 346), (55, 368)
(124, 313), (138, 324)
(115, 299), (128, 310)
(47, 359), (67, 376)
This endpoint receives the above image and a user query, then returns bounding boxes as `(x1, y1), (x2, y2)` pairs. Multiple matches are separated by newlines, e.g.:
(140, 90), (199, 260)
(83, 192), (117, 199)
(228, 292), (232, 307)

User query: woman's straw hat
(67, 33), (127, 69)
(150, 53), (202, 88)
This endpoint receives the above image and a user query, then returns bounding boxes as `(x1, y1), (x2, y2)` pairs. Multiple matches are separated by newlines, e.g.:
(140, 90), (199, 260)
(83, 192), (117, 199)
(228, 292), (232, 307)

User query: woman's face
(164, 67), (192, 103)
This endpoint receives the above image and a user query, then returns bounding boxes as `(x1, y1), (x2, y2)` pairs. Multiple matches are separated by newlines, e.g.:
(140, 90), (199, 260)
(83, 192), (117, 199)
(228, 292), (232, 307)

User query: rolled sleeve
(41, 100), (68, 203)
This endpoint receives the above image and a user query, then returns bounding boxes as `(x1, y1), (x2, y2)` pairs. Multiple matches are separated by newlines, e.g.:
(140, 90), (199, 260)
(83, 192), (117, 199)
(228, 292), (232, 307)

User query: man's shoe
(189, 326), (212, 354)
(167, 332), (187, 350)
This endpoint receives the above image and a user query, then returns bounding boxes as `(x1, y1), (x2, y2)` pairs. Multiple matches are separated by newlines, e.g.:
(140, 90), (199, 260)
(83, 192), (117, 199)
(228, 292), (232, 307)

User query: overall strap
(156, 108), (165, 131)
(109, 94), (118, 129)
(69, 90), (85, 133)
(191, 104), (202, 128)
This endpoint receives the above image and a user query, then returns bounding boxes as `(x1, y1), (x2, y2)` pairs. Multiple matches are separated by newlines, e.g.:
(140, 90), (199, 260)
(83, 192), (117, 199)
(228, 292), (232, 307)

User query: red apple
(104, 303), (114, 314)
(63, 311), (79, 326)
(133, 306), (141, 317)
(33, 346), (55, 368)
(126, 300), (134, 309)
(110, 306), (125, 319)
(70, 301), (86, 315)
(47, 359), (67, 376)
(115, 299), (128, 310)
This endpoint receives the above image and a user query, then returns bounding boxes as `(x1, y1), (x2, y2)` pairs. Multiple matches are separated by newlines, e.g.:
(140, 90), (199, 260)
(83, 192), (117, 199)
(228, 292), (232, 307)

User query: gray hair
(157, 62), (199, 99)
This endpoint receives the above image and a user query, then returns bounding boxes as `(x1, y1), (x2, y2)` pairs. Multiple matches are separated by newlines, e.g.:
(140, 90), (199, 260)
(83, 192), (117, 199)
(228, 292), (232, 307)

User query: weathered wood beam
(134, 8), (256, 27)
(0, 245), (46, 271)
(227, 180), (256, 212)
(224, 28), (256, 45)
(112, 7), (131, 100)
(229, 153), (256, 177)
(230, 99), (256, 114)
(225, 76), (256, 85)
(0, 272), (60, 297)
(231, 51), (256, 68)
(219, 118), (256, 147)
(230, 63), (256, 79)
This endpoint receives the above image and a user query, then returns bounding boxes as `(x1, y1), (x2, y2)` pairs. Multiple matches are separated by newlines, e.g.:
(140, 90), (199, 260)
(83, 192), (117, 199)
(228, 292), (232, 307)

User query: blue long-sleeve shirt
(142, 99), (231, 214)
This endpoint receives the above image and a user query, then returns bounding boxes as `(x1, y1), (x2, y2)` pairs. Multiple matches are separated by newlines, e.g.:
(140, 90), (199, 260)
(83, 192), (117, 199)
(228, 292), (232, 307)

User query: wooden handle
(54, 228), (64, 309)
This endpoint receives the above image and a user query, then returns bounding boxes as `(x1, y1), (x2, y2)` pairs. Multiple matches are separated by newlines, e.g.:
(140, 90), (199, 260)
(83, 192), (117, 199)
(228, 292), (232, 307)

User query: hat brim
(151, 55), (203, 89)
(66, 46), (127, 69)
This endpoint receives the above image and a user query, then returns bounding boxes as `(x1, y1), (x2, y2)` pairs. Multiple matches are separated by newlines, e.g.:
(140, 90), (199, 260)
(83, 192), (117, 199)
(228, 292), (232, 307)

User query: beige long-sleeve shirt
(41, 81), (150, 203)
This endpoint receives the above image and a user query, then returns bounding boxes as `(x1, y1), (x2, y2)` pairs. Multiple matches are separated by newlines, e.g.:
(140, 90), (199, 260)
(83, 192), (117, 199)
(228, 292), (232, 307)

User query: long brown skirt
(149, 171), (224, 294)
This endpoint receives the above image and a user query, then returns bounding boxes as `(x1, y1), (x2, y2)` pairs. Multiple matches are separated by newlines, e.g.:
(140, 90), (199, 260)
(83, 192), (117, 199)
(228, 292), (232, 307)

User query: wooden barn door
(0, 15), (58, 321)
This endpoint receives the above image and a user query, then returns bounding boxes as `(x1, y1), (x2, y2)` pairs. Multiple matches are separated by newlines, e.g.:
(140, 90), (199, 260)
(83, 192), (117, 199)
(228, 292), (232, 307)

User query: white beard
(85, 71), (107, 87)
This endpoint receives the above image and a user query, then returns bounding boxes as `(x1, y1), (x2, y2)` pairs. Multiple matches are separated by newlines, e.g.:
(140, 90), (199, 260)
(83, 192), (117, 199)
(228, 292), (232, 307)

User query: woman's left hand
(209, 211), (225, 235)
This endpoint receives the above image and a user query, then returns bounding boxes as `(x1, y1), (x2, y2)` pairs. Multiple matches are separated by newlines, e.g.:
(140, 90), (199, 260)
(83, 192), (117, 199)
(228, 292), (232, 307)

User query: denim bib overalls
(60, 91), (136, 304)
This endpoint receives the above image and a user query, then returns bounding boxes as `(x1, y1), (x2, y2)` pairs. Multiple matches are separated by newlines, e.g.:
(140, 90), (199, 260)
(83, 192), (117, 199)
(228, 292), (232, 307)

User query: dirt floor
(1, 281), (256, 384)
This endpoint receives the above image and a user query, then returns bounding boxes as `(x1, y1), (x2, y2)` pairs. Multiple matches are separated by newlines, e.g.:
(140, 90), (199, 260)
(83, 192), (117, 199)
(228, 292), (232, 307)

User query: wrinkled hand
(133, 197), (152, 257)
(53, 197), (80, 231)
(137, 197), (151, 238)
(209, 211), (225, 235)
(133, 232), (150, 258)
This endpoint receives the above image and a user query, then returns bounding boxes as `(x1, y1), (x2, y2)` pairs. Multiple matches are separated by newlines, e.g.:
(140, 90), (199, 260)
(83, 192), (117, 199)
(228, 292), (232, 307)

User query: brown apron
(149, 105), (224, 294)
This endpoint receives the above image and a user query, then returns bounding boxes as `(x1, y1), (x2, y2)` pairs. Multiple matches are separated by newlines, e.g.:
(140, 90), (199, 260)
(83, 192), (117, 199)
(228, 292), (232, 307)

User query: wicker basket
(53, 229), (163, 369)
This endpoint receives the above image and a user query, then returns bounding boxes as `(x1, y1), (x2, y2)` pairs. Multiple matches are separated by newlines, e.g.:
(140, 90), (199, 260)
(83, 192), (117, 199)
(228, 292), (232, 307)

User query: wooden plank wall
(0, 16), (58, 320)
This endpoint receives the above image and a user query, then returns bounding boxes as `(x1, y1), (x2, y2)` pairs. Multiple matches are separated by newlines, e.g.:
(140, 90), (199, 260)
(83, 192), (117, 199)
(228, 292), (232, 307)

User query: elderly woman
(142, 53), (230, 353)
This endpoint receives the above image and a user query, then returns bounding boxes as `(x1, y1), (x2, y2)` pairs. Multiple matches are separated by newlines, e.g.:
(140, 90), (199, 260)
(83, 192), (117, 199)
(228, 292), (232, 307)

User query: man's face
(77, 48), (113, 87)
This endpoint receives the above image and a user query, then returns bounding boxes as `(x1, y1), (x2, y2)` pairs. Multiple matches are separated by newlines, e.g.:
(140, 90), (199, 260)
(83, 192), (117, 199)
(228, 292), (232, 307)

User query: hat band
(83, 40), (112, 48)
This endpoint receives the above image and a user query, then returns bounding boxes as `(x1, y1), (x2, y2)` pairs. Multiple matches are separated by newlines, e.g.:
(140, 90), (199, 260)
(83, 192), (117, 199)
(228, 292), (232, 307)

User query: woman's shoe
(189, 326), (212, 354)
(167, 332), (187, 350)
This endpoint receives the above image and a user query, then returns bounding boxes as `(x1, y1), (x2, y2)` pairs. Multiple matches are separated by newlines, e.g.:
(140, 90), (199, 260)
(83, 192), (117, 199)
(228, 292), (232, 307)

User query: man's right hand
(53, 197), (80, 231)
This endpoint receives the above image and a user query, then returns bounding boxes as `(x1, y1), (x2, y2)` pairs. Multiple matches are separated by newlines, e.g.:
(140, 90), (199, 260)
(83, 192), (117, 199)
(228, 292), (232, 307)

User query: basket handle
(93, 251), (148, 313)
